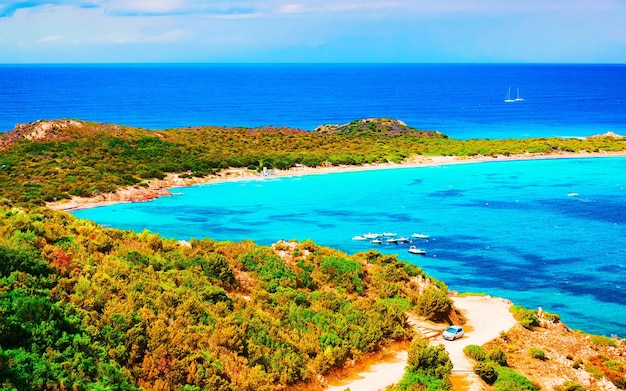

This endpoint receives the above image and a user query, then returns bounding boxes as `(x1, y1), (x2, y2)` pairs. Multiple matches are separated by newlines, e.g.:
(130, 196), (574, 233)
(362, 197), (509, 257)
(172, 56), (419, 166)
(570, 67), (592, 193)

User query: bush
(494, 366), (537, 391)
(394, 371), (451, 391)
(488, 347), (508, 367)
(585, 365), (604, 380)
(558, 381), (586, 391)
(528, 347), (546, 360)
(416, 286), (453, 322)
(511, 306), (540, 329)
(463, 345), (486, 362)
(407, 338), (453, 380)
(474, 362), (497, 384)
(541, 311), (561, 323)
(589, 335), (617, 347)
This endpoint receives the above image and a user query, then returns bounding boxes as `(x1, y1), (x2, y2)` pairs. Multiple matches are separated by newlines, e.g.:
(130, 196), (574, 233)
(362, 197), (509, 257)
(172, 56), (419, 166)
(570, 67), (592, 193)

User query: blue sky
(1, 0), (625, 63)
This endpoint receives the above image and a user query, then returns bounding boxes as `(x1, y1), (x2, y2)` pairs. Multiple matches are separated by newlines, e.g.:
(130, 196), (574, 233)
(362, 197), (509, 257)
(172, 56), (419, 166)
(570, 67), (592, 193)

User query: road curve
(325, 295), (517, 391)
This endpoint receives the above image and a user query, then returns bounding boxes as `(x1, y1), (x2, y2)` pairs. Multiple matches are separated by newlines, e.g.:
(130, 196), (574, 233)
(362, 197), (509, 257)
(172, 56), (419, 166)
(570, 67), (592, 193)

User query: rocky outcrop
(314, 118), (446, 138)
(0, 119), (85, 149)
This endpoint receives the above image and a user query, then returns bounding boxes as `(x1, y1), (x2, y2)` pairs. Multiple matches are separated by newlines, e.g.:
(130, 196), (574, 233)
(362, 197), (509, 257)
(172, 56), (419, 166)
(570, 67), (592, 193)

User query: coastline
(46, 151), (626, 211)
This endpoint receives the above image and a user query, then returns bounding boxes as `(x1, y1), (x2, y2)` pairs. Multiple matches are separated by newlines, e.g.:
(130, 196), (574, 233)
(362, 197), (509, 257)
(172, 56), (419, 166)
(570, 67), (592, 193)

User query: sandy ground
(46, 151), (626, 211)
(325, 296), (517, 391)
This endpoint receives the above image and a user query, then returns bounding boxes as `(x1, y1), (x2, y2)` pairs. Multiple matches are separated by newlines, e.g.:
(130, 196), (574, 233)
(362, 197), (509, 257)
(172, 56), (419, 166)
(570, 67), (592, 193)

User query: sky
(0, 0), (625, 63)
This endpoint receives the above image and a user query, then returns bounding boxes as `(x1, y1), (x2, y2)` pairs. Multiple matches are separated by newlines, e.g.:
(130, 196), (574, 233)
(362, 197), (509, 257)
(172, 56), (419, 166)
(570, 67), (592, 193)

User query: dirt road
(325, 296), (517, 391)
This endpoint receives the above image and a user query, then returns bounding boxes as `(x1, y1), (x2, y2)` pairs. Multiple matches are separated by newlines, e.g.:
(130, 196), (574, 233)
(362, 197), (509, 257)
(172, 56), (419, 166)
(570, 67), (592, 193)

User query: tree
(416, 286), (453, 322)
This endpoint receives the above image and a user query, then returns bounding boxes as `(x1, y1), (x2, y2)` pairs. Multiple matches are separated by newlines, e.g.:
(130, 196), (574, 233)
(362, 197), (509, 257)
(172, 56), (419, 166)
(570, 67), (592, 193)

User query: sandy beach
(46, 151), (626, 212)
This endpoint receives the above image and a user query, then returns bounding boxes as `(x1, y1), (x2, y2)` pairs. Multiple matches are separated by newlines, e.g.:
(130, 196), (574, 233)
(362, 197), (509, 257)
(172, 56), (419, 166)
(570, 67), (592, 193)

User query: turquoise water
(74, 157), (626, 337)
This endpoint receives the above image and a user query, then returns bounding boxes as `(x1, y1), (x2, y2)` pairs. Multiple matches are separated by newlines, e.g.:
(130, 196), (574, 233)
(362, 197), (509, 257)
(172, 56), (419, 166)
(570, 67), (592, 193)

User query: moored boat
(412, 233), (430, 239)
(352, 235), (367, 241)
(408, 245), (426, 255)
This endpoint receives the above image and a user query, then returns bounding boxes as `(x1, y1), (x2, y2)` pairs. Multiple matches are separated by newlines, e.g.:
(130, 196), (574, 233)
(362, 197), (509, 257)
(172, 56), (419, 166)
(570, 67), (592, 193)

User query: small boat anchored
(411, 233), (429, 239)
(408, 246), (426, 255)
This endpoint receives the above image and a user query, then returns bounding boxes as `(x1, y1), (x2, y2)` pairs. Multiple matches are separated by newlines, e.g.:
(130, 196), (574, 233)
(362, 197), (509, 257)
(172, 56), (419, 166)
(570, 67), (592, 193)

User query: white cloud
(0, 0), (625, 62)
(38, 35), (63, 43)
(109, 29), (189, 44)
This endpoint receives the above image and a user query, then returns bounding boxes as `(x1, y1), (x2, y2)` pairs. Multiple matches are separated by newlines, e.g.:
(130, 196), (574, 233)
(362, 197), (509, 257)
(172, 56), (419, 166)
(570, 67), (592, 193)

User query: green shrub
(589, 335), (617, 347)
(488, 347), (508, 367)
(416, 286), (453, 322)
(474, 361), (497, 384)
(494, 366), (537, 391)
(407, 338), (453, 380)
(560, 381), (586, 391)
(511, 306), (540, 329)
(528, 347), (546, 360)
(585, 365), (604, 380)
(394, 371), (451, 391)
(463, 345), (486, 362)
(389, 338), (453, 391)
(542, 311), (561, 323)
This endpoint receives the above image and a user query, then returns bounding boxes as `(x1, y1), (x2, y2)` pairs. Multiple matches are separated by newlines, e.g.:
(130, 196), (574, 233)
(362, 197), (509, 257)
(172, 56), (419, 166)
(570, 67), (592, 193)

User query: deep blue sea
(1, 63), (626, 138)
(2, 64), (625, 336)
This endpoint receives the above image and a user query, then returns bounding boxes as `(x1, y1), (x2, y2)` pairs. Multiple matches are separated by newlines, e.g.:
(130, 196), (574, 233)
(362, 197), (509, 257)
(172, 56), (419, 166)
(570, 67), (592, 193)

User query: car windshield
(445, 327), (458, 333)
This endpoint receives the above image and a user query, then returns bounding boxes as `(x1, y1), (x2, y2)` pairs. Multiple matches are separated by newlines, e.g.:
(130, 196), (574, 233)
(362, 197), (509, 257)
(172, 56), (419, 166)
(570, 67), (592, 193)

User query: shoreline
(46, 151), (626, 211)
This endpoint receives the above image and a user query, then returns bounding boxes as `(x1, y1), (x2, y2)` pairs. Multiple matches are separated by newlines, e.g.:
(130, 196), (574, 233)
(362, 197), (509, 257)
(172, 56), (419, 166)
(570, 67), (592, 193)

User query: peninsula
(0, 118), (624, 391)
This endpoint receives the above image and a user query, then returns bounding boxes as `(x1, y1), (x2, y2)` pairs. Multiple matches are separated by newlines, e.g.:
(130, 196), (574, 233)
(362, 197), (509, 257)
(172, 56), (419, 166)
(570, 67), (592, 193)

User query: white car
(442, 325), (464, 340)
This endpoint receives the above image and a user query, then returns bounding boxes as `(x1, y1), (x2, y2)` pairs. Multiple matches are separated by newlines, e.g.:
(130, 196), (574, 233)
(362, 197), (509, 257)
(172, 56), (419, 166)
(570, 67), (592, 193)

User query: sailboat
(514, 87), (524, 102)
(504, 87), (515, 103)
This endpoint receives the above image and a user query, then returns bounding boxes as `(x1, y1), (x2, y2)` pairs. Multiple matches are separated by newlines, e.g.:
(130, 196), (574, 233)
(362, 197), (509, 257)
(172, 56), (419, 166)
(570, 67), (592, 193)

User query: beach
(46, 150), (626, 212)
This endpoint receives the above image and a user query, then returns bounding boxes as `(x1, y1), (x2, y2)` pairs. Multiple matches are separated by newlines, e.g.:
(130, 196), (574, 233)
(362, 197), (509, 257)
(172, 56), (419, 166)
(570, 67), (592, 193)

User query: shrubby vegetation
(0, 206), (453, 390)
(1, 118), (624, 206)
(388, 338), (452, 391)
(465, 342), (538, 390)
(511, 305), (540, 329)
(528, 347), (546, 360)
(463, 344), (486, 362)
(1, 118), (625, 389)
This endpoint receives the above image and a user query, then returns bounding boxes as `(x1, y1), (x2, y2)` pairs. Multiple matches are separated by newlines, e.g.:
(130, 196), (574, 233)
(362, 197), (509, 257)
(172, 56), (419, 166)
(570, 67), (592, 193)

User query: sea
(2, 64), (626, 337)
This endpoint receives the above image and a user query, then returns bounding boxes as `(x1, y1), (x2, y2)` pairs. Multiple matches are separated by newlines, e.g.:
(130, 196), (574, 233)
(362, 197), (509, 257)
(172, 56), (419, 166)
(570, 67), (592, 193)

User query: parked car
(442, 325), (464, 340)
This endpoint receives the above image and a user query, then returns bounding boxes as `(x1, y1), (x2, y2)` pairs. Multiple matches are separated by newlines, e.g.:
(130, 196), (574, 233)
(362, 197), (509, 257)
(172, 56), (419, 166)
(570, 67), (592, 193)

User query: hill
(0, 118), (625, 390)
(2, 118), (625, 207)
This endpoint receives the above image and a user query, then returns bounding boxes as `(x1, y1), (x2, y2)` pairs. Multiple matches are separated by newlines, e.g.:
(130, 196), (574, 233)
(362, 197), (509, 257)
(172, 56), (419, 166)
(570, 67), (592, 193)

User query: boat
(396, 236), (410, 243)
(412, 233), (429, 239)
(370, 239), (383, 244)
(352, 235), (367, 241)
(386, 238), (399, 243)
(504, 87), (515, 103)
(363, 233), (381, 239)
(381, 232), (397, 237)
(514, 87), (524, 102)
(408, 246), (426, 255)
